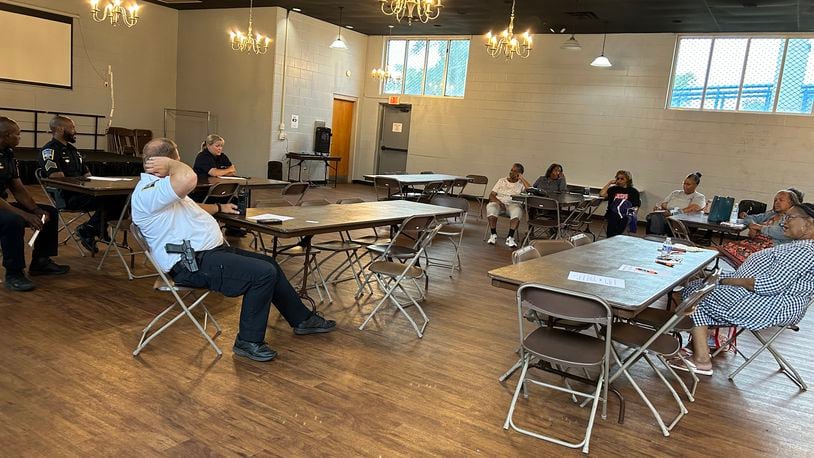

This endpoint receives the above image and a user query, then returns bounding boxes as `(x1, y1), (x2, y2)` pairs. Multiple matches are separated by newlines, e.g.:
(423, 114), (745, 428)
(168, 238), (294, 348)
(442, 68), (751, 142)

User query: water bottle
(237, 188), (248, 216)
(729, 202), (739, 224)
(662, 237), (673, 256)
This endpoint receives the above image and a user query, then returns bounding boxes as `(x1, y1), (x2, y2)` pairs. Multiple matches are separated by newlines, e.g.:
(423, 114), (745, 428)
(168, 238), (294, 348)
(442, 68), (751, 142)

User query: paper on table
(215, 176), (247, 180)
(568, 271), (626, 288)
(619, 264), (658, 275)
(673, 243), (706, 252)
(247, 213), (294, 221)
(88, 176), (132, 181)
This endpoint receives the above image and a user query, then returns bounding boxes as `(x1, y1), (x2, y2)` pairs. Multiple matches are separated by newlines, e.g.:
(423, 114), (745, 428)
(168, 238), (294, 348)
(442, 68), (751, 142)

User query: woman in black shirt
(600, 170), (641, 238)
(193, 134), (236, 179)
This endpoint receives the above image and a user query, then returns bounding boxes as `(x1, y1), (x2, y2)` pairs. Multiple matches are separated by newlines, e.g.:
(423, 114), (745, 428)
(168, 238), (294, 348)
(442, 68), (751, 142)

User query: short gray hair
(142, 138), (178, 161)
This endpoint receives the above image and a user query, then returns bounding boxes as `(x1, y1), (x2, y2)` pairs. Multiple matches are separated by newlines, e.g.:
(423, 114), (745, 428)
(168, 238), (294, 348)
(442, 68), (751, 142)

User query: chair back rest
(389, 215), (436, 249)
(133, 129), (152, 156)
(530, 239), (573, 256)
(466, 174), (488, 185)
(202, 182), (241, 204)
(519, 284), (612, 325)
(527, 196), (559, 213)
(419, 181), (445, 200)
(446, 178), (468, 196)
(337, 197), (364, 204)
(738, 199), (767, 216)
(430, 195), (469, 213)
(374, 176), (402, 200)
(666, 216), (692, 241)
(106, 127), (137, 156)
(281, 182), (309, 205)
(569, 233), (591, 247)
(299, 198), (331, 207)
(673, 280), (717, 318)
(708, 196), (735, 223)
(129, 222), (152, 254)
(34, 168), (66, 209)
(512, 246), (541, 264)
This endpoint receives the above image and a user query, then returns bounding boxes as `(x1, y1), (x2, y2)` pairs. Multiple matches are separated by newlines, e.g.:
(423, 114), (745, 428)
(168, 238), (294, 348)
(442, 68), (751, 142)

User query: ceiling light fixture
(485, 0), (532, 59)
(560, 0), (581, 51)
(229, 0), (271, 55)
(590, 25), (611, 67)
(380, 0), (442, 26)
(372, 25), (402, 83)
(90, 0), (140, 27)
(330, 6), (348, 49)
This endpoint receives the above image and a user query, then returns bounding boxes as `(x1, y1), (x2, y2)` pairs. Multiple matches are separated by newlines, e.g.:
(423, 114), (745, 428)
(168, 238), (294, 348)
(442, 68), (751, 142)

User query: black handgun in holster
(165, 240), (198, 272)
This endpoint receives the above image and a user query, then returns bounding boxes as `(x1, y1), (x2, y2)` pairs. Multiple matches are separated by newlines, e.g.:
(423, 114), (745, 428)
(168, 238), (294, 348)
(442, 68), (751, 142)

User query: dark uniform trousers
(63, 191), (125, 237)
(170, 246), (311, 343)
(0, 203), (59, 270)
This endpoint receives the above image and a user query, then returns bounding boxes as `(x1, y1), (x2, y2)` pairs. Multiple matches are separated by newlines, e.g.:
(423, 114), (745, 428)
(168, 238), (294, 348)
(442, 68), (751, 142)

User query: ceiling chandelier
(485, 0), (532, 59)
(372, 26), (402, 82)
(90, 0), (139, 27)
(229, 0), (271, 55)
(380, 0), (442, 26)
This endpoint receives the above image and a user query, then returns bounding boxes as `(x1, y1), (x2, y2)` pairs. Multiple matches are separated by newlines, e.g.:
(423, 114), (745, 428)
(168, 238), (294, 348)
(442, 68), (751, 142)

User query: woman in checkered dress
(675, 203), (814, 376)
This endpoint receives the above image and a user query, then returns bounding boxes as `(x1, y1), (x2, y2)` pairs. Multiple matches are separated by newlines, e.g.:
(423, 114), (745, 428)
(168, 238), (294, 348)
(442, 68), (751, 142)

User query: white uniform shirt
(131, 173), (224, 272)
(661, 190), (706, 211)
(491, 177), (525, 205)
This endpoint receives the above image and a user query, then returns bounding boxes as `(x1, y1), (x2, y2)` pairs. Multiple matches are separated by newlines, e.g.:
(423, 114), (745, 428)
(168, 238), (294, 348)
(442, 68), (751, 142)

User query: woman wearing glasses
(599, 170), (641, 238)
(672, 202), (814, 376)
(741, 188), (804, 244)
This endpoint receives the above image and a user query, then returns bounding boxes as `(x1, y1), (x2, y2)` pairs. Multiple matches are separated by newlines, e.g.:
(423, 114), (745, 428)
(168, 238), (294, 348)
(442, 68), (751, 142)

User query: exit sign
(388, 96), (400, 105)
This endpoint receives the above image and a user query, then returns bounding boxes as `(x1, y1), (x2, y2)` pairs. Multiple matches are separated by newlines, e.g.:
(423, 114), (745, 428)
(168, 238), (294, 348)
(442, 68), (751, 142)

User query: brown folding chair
(373, 176), (408, 201)
(462, 174), (488, 218)
(523, 196), (562, 245)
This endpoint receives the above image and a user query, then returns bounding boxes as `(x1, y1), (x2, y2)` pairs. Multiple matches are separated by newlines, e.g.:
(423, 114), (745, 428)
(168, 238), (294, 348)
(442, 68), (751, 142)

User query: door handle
(381, 146), (408, 152)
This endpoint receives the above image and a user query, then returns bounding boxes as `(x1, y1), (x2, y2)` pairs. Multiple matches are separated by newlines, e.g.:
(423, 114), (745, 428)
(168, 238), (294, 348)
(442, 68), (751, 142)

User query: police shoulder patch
(42, 148), (54, 161)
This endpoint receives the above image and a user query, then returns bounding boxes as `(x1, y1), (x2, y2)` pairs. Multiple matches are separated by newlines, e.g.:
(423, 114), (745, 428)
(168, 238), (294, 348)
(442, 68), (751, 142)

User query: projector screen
(0, 3), (72, 88)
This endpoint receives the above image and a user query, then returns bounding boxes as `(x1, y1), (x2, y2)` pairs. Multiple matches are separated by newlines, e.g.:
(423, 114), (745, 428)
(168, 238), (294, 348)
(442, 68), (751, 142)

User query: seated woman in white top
(656, 171), (705, 214)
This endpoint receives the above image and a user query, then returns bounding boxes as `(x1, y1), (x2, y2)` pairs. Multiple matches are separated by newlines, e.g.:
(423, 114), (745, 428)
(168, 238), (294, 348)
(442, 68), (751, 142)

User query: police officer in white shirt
(131, 138), (335, 362)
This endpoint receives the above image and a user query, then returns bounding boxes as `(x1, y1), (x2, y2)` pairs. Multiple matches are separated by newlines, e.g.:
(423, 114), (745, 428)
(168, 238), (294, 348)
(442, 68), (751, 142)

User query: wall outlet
(290, 114), (299, 129)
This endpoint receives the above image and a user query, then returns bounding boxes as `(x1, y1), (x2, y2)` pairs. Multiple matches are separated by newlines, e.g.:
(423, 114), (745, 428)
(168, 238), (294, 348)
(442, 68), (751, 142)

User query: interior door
(376, 104), (411, 174)
(330, 98), (354, 183)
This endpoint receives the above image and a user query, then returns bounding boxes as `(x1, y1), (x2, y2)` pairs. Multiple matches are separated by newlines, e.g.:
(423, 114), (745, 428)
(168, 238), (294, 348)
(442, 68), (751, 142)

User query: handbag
(707, 195), (734, 223)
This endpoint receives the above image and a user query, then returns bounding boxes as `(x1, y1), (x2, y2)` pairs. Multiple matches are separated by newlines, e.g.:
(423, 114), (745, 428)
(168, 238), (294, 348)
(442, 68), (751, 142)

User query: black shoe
(5, 272), (34, 292)
(76, 225), (98, 254)
(233, 338), (277, 362)
(28, 258), (70, 276)
(294, 312), (337, 335)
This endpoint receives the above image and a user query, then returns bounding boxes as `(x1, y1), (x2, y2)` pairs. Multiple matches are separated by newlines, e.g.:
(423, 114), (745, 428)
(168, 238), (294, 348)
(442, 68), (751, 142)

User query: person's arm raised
(144, 156), (197, 198)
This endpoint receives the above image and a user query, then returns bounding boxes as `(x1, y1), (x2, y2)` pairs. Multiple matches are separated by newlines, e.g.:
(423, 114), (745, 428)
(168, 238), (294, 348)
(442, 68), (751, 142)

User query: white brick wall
(355, 33), (814, 208)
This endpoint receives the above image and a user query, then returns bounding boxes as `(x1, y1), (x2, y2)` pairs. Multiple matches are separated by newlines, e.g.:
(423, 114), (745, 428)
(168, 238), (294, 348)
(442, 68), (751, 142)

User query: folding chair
(522, 196), (562, 245)
(34, 168), (88, 256)
(444, 178), (468, 197)
(503, 284), (613, 454)
(129, 223), (222, 357)
(427, 195), (469, 277)
(373, 176), (411, 201)
(561, 197), (602, 241)
(415, 181), (445, 202)
(281, 182), (309, 206)
(607, 280), (717, 436)
(461, 174), (489, 218)
(711, 297), (813, 391)
(666, 216), (692, 241)
(569, 233), (591, 247)
(203, 182), (242, 234)
(355, 215), (436, 299)
(358, 221), (443, 338)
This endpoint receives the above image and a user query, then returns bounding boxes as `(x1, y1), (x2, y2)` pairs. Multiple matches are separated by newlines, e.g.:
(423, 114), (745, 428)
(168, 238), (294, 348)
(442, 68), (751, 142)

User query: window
(382, 38), (470, 98)
(668, 36), (814, 115)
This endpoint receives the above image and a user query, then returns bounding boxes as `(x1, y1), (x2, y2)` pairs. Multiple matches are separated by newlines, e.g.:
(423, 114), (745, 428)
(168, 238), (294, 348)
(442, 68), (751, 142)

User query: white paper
(27, 215), (46, 247)
(216, 176), (247, 180)
(247, 213), (294, 222)
(87, 176), (132, 181)
(392, 122), (403, 133)
(568, 271), (626, 288)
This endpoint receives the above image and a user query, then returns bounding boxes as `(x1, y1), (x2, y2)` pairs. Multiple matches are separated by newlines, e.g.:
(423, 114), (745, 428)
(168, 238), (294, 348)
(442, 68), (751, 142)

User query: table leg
(298, 240), (316, 311)
(97, 195), (130, 271)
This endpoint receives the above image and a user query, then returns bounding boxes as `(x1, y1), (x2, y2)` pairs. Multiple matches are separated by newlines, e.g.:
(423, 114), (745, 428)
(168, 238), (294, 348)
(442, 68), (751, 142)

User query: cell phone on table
(257, 218), (283, 225)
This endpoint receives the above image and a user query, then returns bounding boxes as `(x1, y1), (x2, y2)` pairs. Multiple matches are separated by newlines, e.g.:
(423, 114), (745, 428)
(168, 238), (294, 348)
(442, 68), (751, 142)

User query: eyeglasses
(781, 214), (812, 223)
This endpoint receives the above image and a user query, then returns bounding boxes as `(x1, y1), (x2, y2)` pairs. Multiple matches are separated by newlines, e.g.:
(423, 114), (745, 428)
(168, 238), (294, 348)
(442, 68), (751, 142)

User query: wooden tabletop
(488, 235), (718, 317)
(215, 200), (462, 237)
(364, 174), (472, 184)
(201, 176), (289, 189)
(670, 212), (745, 234)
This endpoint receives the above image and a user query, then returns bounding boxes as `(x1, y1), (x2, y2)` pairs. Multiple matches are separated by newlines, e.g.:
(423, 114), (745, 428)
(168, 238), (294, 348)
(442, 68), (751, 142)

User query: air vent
(565, 11), (600, 20)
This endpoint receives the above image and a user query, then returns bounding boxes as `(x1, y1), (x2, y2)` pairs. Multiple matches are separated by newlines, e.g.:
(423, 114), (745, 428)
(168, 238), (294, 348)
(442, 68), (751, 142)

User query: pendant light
(330, 6), (348, 49)
(560, 0), (581, 51)
(590, 23), (611, 67)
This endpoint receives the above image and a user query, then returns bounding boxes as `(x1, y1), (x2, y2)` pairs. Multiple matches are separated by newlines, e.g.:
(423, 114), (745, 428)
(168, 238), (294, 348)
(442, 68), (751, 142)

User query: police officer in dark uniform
(0, 117), (69, 291)
(39, 115), (124, 253)
(192, 134), (247, 236)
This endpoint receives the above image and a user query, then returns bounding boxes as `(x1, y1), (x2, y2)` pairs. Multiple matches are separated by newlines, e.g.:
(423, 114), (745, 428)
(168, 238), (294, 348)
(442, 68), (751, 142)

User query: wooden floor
(1, 184), (812, 456)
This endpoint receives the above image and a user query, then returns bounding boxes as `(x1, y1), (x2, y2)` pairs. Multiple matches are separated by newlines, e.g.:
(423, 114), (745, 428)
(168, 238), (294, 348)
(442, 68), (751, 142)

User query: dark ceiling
(144, 0), (814, 36)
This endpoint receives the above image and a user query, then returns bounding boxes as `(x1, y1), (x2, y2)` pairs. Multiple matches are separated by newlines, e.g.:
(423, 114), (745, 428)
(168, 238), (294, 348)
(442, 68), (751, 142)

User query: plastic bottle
(662, 237), (673, 256)
(729, 202), (739, 224)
